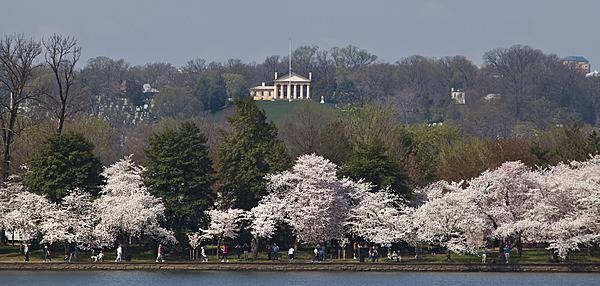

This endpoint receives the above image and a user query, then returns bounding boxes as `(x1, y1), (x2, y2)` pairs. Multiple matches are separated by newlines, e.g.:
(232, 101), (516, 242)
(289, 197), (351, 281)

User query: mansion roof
(274, 72), (310, 83)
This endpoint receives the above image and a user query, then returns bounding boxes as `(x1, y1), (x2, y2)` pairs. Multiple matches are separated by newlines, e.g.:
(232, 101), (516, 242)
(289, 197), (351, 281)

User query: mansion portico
(250, 72), (312, 100)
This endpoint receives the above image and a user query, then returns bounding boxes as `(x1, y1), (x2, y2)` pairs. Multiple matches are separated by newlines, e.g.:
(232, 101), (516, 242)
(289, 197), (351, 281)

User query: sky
(1, 0), (599, 69)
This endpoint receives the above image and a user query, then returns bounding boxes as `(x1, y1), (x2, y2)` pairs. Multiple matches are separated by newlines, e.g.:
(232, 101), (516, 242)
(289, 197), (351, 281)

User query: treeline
(2, 33), (600, 244)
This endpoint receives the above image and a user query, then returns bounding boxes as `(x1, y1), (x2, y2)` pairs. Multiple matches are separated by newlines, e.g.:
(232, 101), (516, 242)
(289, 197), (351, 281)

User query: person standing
(156, 243), (164, 263)
(481, 245), (488, 264)
(235, 244), (242, 260)
(115, 244), (123, 262)
(272, 243), (280, 261)
(266, 244), (272, 261)
(43, 245), (51, 262)
(503, 243), (512, 264)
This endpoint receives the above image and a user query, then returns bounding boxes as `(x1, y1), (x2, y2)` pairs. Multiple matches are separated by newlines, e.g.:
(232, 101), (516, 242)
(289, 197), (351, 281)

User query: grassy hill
(212, 100), (327, 125)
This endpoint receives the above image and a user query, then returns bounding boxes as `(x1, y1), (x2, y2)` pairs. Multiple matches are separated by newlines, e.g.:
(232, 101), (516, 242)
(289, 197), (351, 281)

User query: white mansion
(250, 72), (312, 101)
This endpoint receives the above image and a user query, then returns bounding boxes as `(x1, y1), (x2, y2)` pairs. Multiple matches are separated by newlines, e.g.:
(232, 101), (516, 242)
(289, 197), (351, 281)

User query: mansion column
(287, 84), (291, 100)
(306, 84), (311, 99)
(300, 84), (304, 99)
(279, 84), (284, 99)
(293, 84), (297, 99)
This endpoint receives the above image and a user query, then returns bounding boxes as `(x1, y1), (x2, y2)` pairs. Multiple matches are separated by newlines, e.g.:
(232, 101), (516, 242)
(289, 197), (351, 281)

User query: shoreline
(1, 262), (600, 272)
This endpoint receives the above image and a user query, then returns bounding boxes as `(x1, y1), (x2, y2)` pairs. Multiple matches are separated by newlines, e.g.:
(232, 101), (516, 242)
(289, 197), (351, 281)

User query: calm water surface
(3, 271), (600, 286)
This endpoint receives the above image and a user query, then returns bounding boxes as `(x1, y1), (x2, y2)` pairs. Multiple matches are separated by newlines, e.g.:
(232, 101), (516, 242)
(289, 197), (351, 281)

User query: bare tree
(0, 34), (42, 182)
(43, 34), (81, 134)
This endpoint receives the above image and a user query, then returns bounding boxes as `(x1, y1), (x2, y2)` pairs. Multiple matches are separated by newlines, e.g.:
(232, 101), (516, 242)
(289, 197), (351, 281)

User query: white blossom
(345, 188), (413, 244)
(40, 190), (96, 249)
(201, 208), (246, 241)
(93, 156), (176, 246)
(263, 154), (368, 244)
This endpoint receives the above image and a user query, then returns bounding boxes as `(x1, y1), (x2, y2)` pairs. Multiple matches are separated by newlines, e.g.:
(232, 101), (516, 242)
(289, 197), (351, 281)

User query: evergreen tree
(143, 122), (214, 236)
(217, 99), (290, 210)
(339, 140), (411, 199)
(23, 133), (105, 202)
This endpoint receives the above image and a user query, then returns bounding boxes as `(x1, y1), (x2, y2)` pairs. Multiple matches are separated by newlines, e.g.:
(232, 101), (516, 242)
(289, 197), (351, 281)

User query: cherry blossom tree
(201, 208), (246, 242)
(2, 190), (51, 242)
(264, 154), (370, 244)
(345, 188), (413, 245)
(187, 232), (203, 260)
(40, 190), (96, 252)
(466, 161), (539, 256)
(413, 184), (486, 260)
(245, 195), (287, 258)
(93, 156), (176, 254)
(519, 156), (600, 259)
(200, 208), (245, 258)
(0, 178), (23, 235)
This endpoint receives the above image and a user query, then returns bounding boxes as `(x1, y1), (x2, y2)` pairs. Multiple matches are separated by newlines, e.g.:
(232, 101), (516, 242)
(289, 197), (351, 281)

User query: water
(2, 271), (600, 286)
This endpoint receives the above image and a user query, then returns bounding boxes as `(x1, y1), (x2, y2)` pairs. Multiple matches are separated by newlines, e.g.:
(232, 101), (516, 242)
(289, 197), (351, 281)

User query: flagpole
(289, 38), (292, 102)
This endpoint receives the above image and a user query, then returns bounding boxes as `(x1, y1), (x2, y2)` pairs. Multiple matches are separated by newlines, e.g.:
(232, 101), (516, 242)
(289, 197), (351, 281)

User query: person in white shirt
(115, 244), (123, 262)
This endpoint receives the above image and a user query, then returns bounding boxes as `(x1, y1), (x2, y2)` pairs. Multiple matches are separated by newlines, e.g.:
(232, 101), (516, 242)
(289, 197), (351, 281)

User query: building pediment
(274, 72), (310, 83)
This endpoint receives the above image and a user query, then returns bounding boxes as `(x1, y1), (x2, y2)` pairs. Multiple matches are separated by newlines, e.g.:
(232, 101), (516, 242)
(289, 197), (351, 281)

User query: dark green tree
(193, 73), (227, 112)
(217, 99), (290, 210)
(23, 133), (105, 202)
(339, 140), (411, 199)
(143, 122), (214, 236)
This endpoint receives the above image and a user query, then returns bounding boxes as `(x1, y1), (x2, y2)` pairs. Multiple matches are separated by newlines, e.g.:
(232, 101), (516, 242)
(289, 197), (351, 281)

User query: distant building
(451, 88), (465, 104)
(250, 72), (312, 101)
(586, 70), (600, 78)
(562, 56), (591, 73)
(484, 93), (502, 101)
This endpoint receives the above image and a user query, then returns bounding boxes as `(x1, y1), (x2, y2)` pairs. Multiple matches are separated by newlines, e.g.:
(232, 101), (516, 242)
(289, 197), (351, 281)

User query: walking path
(1, 262), (600, 272)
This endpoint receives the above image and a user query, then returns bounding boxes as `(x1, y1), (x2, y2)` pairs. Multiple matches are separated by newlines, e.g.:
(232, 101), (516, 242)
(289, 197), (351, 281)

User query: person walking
(201, 246), (208, 262)
(156, 243), (164, 263)
(288, 246), (295, 261)
(98, 250), (104, 262)
(313, 245), (320, 262)
(43, 245), (51, 262)
(115, 244), (123, 262)
(319, 245), (326, 262)
(221, 244), (229, 262)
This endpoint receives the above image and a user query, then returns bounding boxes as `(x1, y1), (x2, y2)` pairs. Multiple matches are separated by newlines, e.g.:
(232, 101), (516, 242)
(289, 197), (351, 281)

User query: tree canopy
(23, 133), (105, 202)
(143, 122), (214, 237)
(216, 99), (290, 210)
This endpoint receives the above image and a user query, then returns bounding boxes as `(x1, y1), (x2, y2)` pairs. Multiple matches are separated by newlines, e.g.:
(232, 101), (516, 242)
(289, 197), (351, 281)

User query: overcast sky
(2, 0), (598, 69)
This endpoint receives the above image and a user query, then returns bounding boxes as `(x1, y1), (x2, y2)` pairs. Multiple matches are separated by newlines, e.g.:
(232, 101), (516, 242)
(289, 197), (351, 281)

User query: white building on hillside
(250, 72), (312, 101)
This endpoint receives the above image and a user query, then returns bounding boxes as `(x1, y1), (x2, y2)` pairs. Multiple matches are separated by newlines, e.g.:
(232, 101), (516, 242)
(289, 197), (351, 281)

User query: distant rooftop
(562, 55), (589, 63)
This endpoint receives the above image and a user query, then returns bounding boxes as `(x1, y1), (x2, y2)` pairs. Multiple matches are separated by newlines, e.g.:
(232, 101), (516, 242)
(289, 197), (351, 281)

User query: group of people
(312, 244), (326, 262)
(15, 240), (517, 264)
(480, 241), (514, 264)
